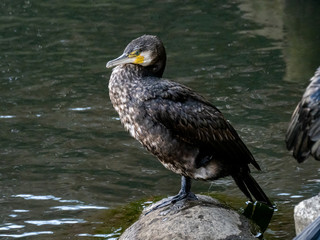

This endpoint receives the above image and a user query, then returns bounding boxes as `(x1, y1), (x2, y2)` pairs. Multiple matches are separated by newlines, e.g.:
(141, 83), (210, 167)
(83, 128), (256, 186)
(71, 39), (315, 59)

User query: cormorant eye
(128, 50), (141, 58)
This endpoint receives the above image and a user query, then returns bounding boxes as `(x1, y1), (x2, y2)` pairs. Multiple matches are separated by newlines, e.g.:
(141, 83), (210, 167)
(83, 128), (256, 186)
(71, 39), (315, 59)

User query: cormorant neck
(144, 55), (166, 78)
(120, 61), (166, 79)
(113, 59), (166, 82)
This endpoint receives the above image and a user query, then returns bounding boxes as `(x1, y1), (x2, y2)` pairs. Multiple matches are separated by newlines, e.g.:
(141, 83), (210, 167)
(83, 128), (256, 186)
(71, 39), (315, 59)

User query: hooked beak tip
(106, 53), (129, 69)
(106, 61), (112, 68)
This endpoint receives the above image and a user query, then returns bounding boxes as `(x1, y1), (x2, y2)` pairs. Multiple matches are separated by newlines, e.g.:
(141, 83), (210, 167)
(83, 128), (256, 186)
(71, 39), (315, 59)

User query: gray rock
(294, 193), (320, 234)
(293, 216), (320, 240)
(119, 195), (256, 240)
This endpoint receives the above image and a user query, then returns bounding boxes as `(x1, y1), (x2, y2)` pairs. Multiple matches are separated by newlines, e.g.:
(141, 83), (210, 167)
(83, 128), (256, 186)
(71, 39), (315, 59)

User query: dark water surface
(1, 0), (320, 239)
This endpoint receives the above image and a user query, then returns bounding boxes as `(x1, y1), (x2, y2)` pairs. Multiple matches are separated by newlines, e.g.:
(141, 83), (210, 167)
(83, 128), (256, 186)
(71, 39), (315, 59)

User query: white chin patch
(140, 50), (154, 66)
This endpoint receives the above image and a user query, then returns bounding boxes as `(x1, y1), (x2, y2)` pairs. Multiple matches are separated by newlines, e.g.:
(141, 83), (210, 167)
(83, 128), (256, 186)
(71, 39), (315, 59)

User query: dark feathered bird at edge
(106, 35), (273, 212)
(286, 67), (320, 163)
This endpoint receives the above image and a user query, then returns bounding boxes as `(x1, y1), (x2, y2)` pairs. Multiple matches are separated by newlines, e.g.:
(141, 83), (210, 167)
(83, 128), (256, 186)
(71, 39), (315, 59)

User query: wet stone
(294, 193), (320, 235)
(119, 194), (256, 240)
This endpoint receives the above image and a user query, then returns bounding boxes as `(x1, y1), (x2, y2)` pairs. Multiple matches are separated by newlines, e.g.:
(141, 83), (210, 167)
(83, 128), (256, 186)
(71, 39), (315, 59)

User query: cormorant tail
(232, 171), (273, 208)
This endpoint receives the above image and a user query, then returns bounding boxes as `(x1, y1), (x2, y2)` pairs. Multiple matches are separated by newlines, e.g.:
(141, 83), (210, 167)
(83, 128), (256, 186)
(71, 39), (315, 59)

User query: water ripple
(12, 194), (81, 203)
(78, 228), (122, 239)
(25, 218), (87, 226)
(0, 115), (15, 119)
(68, 107), (92, 111)
(12, 209), (29, 213)
(11, 194), (108, 211)
(276, 192), (304, 199)
(0, 231), (53, 238)
(0, 224), (25, 231)
(51, 205), (108, 211)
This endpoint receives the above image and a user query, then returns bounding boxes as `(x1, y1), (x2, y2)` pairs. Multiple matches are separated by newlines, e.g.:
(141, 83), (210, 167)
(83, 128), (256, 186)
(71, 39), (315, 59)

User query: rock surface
(119, 195), (256, 240)
(294, 193), (320, 234)
(293, 216), (320, 240)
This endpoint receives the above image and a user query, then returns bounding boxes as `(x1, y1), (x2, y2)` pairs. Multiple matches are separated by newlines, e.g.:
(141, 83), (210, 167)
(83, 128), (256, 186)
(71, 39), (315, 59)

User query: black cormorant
(286, 67), (320, 163)
(106, 35), (273, 210)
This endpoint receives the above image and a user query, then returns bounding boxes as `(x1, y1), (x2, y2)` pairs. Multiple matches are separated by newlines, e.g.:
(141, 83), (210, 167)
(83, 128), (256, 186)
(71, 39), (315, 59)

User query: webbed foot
(145, 176), (197, 215)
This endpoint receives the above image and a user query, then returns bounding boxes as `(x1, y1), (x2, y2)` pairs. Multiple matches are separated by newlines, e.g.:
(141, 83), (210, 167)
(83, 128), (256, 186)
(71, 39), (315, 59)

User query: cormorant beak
(106, 52), (144, 68)
(106, 53), (132, 68)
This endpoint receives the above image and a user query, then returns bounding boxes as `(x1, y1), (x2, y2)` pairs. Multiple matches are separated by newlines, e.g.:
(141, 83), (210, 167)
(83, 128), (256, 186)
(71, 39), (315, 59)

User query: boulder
(119, 194), (256, 240)
(293, 216), (320, 240)
(294, 193), (320, 235)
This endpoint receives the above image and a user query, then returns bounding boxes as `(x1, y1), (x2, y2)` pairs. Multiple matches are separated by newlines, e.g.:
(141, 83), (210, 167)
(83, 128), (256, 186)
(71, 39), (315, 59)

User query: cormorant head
(106, 35), (166, 77)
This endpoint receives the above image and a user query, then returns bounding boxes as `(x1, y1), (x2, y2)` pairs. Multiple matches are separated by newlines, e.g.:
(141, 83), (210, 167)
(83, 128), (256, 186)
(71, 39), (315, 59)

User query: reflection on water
(78, 231), (122, 239)
(284, 0), (320, 82)
(0, 194), (109, 239)
(0, 232), (54, 239)
(0, 0), (319, 239)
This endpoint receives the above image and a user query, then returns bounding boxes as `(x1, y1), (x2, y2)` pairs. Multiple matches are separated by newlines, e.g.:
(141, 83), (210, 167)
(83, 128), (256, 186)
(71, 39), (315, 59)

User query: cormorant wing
(142, 79), (260, 170)
(286, 68), (320, 162)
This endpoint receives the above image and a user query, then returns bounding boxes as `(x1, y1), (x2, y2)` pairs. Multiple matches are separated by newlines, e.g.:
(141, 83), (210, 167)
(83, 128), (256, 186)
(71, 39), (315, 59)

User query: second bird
(106, 35), (273, 210)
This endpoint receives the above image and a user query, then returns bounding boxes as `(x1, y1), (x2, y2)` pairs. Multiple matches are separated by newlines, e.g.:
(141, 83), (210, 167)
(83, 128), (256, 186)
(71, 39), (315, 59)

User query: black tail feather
(233, 174), (253, 202)
(232, 171), (273, 208)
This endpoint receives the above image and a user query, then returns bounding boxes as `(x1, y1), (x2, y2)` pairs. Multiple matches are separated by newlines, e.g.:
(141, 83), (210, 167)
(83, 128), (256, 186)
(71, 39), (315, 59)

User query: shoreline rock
(119, 194), (256, 240)
(294, 193), (320, 235)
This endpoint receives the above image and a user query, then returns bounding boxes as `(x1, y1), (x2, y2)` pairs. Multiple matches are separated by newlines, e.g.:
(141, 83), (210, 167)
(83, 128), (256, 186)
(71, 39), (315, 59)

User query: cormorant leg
(145, 176), (198, 215)
(172, 176), (197, 203)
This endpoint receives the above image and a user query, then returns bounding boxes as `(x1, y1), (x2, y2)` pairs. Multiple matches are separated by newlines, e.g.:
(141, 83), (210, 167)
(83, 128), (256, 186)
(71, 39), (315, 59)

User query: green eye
(128, 50), (140, 58)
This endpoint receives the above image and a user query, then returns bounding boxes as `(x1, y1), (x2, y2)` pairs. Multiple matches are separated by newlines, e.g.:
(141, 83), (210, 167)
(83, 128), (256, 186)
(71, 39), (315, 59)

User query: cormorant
(286, 67), (320, 163)
(106, 35), (273, 210)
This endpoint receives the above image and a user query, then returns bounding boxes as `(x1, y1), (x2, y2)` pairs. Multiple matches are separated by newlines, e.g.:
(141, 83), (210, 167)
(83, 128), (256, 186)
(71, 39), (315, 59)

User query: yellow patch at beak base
(134, 55), (144, 64)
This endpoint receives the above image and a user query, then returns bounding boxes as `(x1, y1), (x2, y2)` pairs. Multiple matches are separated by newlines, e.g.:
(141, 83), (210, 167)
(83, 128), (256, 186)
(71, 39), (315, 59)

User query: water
(1, 0), (320, 239)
